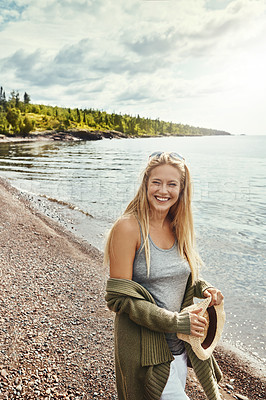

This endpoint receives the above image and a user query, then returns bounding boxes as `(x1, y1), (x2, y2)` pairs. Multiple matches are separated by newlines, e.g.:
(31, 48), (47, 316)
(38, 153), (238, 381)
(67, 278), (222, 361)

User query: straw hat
(177, 297), (226, 360)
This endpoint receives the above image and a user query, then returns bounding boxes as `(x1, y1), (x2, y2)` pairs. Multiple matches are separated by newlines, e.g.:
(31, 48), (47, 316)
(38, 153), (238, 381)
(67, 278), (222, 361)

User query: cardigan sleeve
(194, 278), (214, 299)
(106, 294), (191, 335)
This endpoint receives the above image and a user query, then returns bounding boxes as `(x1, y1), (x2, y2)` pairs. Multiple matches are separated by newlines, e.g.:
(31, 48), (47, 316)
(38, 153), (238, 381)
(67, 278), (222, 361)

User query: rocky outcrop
(41, 129), (128, 141)
(0, 130), (129, 143)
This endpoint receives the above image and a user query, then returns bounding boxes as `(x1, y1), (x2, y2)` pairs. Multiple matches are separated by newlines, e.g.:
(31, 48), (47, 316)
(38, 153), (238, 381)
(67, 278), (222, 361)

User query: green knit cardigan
(105, 276), (223, 400)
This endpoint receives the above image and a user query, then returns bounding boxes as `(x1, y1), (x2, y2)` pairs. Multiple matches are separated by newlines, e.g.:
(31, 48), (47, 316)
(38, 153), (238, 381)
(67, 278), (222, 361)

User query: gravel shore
(0, 178), (264, 399)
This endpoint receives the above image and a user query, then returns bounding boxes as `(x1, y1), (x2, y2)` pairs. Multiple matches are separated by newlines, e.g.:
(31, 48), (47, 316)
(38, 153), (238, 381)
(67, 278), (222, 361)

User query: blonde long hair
(104, 152), (202, 284)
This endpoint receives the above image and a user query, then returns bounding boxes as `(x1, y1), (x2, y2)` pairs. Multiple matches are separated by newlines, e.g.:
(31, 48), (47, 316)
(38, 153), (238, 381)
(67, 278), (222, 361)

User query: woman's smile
(154, 196), (170, 202)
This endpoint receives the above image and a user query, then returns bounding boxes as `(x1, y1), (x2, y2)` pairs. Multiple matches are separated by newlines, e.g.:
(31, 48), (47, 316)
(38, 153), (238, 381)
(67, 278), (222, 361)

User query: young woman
(105, 152), (224, 400)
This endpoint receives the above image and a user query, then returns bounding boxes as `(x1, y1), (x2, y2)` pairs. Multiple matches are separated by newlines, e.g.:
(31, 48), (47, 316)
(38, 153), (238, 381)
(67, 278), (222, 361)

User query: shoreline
(0, 177), (264, 399)
(0, 129), (232, 144)
(0, 129), (129, 143)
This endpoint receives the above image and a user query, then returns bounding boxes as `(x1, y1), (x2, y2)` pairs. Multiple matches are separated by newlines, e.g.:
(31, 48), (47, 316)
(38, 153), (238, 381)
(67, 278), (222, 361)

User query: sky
(1, 0), (266, 135)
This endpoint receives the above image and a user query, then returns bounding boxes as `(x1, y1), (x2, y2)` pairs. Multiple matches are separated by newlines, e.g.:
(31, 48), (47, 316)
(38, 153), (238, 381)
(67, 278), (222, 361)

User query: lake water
(0, 135), (265, 365)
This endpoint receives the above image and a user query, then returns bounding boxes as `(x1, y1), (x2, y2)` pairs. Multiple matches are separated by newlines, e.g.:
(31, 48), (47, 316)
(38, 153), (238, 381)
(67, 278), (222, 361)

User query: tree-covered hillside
(0, 86), (231, 137)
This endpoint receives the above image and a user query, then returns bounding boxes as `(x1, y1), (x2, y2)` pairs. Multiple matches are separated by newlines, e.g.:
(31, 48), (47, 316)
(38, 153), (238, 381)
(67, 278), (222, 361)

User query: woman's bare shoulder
(109, 215), (140, 279)
(114, 214), (139, 236)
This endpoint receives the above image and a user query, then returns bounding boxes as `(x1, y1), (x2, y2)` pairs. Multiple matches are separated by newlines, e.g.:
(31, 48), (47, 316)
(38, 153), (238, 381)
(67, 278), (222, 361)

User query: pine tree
(15, 91), (20, 108)
(0, 87), (7, 109)
(76, 108), (81, 123)
(9, 90), (16, 108)
(24, 92), (31, 104)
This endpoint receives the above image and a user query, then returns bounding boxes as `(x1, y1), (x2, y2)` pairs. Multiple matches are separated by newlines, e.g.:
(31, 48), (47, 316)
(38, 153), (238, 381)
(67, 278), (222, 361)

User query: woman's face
(147, 164), (182, 215)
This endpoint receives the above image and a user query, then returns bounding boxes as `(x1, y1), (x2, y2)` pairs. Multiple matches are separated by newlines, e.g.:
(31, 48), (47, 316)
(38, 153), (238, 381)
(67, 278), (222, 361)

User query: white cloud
(0, 0), (266, 134)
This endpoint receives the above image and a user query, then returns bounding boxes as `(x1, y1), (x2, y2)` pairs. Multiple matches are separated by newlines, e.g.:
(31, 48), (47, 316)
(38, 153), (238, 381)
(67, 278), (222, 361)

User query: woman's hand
(203, 287), (224, 307)
(189, 308), (207, 337)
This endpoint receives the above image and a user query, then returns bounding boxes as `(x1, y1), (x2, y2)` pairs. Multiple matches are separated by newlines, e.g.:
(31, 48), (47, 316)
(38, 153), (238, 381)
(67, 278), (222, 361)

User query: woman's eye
(152, 181), (160, 185)
(169, 183), (177, 187)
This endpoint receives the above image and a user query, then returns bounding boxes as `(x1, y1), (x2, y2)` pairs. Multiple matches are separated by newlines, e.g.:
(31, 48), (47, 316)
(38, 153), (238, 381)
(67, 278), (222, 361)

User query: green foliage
(0, 85), (231, 137)
(31, 104), (41, 114)
(0, 113), (9, 134)
(20, 116), (35, 136)
(6, 108), (21, 134)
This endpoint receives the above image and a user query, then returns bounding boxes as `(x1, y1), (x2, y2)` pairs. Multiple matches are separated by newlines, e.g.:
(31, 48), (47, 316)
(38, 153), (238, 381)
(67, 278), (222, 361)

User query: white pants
(160, 352), (190, 400)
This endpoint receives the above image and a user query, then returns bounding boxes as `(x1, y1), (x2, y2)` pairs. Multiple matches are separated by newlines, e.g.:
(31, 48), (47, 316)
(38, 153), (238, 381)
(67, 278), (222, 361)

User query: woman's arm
(109, 216), (140, 280)
(194, 278), (213, 298)
(194, 278), (224, 306)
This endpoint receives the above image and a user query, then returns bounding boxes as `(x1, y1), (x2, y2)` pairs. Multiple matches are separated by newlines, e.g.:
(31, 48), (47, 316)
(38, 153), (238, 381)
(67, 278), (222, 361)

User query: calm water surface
(0, 135), (265, 364)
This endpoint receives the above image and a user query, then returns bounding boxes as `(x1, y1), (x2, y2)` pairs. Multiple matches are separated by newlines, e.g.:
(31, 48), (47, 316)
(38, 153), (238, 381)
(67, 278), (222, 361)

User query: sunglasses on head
(149, 151), (185, 162)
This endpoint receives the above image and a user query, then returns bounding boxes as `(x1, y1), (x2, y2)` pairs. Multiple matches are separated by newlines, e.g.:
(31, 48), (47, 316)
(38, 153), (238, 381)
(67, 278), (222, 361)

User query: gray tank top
(132, 227), (191, 355)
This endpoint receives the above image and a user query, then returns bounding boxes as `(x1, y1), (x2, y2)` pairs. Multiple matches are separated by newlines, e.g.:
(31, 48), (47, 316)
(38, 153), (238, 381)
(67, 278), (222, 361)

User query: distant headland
(0, 86), (231, 142)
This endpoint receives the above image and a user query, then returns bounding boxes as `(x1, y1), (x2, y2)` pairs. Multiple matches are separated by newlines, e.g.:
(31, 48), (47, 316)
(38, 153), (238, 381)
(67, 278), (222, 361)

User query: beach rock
(235, 394), (249, 400)
(1, 369), (8, 379)
(226, 383), (234, 390)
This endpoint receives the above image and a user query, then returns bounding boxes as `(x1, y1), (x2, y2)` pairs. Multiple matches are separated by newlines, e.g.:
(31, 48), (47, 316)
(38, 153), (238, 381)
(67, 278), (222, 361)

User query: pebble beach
(0, 177), (265, 400)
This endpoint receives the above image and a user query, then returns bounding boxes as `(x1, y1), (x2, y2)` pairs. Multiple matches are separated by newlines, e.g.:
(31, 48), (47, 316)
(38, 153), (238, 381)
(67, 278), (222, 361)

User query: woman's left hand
(203, 287), (224, 307)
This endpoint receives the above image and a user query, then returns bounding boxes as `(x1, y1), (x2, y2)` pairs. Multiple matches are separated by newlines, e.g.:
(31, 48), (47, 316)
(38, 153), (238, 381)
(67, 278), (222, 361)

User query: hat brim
(177, 297), (225, 360)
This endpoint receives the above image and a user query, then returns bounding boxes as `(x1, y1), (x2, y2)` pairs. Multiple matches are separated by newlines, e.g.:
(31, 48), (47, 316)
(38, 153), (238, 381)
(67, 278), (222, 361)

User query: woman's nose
(159, 183), (168, 193)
